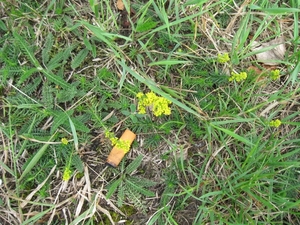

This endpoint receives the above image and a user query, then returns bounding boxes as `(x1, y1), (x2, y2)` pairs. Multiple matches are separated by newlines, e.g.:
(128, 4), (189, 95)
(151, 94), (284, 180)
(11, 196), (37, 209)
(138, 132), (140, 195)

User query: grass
(0, 0), (299, 224)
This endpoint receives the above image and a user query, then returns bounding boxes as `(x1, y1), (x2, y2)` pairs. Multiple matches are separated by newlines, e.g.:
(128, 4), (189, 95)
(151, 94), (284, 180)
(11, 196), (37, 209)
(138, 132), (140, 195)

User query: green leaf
(83, 37), (93, 51)
(249, 5), (300, 14)
(42, 32), (54, 64)
(136, 18), (158, 32)
(50, 110), (73, 134)
(0, 160), (15, 177)
(71, 117), (90, 133)
(56, 85), (78, 102)
(13, 32), (71, 89)
(117, 184), (125, 207)
(127, 176), (157, 188)
(184, 0), (208, 6)
(287, 61), (300, 85)
(18, 68), (38, 85)
(80, 21), (131, 58)
(21, 207), (54, 225)
(19, 137), (54, 181)
(71, 48), (89, 69)
(130, 115), (138, 123)
(106, 179), (122, 199)
(210, 123), (254, 146)
(126, 179), (155, 197)
(43, 69), (71, 89)
(72, 154), (84, 173)
(125, 155), (143, 174)
(47, 50), (65, 71)
(0, 19), (7, 31)
(121, 110), (130, 116)
(149, 60), (191, 66)
(13, 32), (40, 67)
(68, 117), (78, 151)
(41, 83), (54, 109)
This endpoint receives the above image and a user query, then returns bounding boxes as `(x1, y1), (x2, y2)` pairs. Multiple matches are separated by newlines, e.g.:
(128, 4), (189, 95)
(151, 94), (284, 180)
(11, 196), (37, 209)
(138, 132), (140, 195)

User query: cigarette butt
(106, 129), (136, 167)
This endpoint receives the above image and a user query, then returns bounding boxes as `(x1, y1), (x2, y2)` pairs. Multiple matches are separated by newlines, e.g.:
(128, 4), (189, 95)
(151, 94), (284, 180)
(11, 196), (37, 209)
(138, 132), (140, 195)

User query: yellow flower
(269, 119), (282, 128)
(105, 131), (131, 153)
(270, 69), (280, 80)
(61, 138), (69, 145)
(115, 140), (131, 153)
(136, 92), (144, 99)
(136, 92), (172, 116)
(63, 167), (72, 181)
(153, 97), (172, 116)
(229, 72), (247, 82)
(217, 53), (230, 63)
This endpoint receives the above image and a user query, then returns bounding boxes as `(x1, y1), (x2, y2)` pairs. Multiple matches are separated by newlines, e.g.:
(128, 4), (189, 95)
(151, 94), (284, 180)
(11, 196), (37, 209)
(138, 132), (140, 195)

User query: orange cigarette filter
(106, 129), (136, 167)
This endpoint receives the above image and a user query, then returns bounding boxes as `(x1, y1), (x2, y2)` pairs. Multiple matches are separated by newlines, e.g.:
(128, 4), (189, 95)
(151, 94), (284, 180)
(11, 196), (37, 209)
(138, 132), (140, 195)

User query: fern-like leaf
(106, 179), (122, 199)
(41, 83), (54, 109)
(63, 44), (76, 61)
(50, 110), (73, 134)
(71, 48), (89, 69)
(71, 116), (90, 133)
(126, 178), (155, 197)
(117, 183), (125, 207)
(56, 85), (77, 103)
(13, 32), (71, 89)
(125, 155), (143, 175)
(71, 154), (84, 173)
(42, 32), (53, 64)
(127, 176), (157, 188)
(18, 68), (38, 85)
(46, 50), (65, 71)
(126, 187), (145, 212)
(13, 31), (40, 67)
(24, 77), (42, 94)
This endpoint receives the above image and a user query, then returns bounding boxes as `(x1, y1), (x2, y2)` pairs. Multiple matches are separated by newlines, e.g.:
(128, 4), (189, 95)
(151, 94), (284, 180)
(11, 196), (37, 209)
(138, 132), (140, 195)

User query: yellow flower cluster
(136, 92), (171, 116)
(269, 119), (282, 128)
(63, 167), (72, 181)
(217, 53), (230, 64)
(270, 69), (280, 80)
(105, 131), (131, 153)
(61, 138), (69, 145)
(229, 72), (247, 82)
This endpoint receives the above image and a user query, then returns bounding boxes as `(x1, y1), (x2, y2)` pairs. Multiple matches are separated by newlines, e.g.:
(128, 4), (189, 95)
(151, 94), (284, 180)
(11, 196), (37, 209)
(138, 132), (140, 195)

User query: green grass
(0, 0), (299, 224)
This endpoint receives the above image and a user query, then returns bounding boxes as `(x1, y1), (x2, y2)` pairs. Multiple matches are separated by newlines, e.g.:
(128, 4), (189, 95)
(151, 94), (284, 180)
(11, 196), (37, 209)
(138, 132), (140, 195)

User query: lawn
(0, 0), (299, 224)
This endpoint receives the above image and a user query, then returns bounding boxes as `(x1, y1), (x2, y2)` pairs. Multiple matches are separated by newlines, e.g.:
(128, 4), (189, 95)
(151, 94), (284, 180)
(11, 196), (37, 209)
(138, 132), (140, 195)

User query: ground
(0, 0), (299, 224)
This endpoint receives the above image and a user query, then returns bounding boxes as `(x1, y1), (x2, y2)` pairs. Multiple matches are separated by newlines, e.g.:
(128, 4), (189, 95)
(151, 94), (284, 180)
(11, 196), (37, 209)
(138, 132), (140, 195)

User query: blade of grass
(18, 134), (55, 181)
(148, 60), (191, 66)
(210, 123), (254, 146)
(68, 117), (78, 151)
(21, 207), (54, 225)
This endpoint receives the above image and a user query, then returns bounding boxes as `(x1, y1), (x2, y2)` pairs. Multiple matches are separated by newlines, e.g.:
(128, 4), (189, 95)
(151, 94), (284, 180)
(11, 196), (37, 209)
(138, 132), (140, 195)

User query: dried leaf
(247, 66), (267, 84)
(117, 0), (124, 10)
(248, 65), (263, 75)
(251, 37), (286, 65)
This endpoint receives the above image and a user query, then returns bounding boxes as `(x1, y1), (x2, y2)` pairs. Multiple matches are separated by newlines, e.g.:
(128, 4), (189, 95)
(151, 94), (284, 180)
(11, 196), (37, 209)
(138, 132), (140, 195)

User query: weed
(106, 155), (157, 213)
